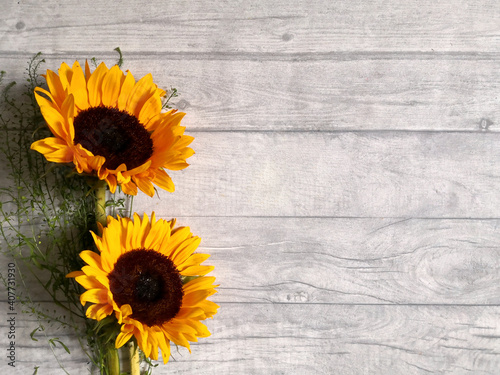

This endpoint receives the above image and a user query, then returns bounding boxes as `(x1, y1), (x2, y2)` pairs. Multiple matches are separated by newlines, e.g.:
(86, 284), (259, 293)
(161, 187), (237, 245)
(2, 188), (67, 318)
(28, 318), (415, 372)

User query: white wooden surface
(1, 0), (500, 374)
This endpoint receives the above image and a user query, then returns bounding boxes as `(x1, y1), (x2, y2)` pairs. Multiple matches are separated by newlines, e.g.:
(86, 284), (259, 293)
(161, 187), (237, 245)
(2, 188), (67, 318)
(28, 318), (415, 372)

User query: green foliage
(114, 47), (124, 68)
(0, 53), (124, 374)
(162, 87), (179, 110)
(0, 49), (177, 374)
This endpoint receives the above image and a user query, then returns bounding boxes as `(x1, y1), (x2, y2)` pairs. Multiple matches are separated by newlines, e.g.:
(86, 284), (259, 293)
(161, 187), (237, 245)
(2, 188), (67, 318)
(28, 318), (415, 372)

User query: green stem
(95, 180), (107, 227)
(129, 341), (140, 375)
(105, 347), (120, 375)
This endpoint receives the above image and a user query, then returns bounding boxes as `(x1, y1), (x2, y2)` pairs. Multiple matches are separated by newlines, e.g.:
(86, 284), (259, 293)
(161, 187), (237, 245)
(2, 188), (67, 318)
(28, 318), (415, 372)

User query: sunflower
(67, 213), (218, 363)
(31, 61), (194, 196)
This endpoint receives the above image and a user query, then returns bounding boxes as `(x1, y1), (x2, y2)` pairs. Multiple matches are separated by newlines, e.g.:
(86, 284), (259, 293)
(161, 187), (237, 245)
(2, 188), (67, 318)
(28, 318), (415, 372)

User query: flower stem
(95, 180), (107, 227)
(105, 347), (120, 375)
(129, 341), (140, 375)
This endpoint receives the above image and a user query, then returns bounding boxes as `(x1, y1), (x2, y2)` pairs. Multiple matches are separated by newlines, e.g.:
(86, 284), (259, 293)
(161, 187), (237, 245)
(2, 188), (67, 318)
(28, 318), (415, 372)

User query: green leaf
(48, 338), (71, 354)
(29, 326), (40, 341)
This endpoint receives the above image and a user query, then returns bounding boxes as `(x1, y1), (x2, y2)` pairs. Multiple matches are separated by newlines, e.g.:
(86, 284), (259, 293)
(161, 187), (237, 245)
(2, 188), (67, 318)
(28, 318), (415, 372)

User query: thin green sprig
(0, 53), (127, 374)
(162, 87), (179, 110)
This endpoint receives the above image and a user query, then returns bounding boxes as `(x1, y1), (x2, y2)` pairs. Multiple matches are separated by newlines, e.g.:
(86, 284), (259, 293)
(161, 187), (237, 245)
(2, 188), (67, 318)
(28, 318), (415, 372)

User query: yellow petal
(175, 134), (195, 149)
(144, 218), (168, 250)
(105, 174), (118, 194)
(184, 319), (211, 337)
(60, 94), (75, 141)
(152, 169), (175, 192)
(138, 94), (162, 125)
(167, 227), (192, 252)
(80, 288), (108, 306)
(165, 319), (198, 335)
(33, 87), (59, 111)
(183, 276), (216, 294)
(96, 304), (114, 320)
(126, 73), (156, 117)
(182, 289), (214, 307)
(132, 175), (155, 197)
(86, 303), (103, 319)
(80, 250), (104, 271)
(117, 70), (135, 111)
(116, 304), (133, 324)
(36, 100), (70, 141)
(58, 62), (73, 91)
(75, 275), (105, 290)
(125, 219), (134, 249)
(31, 139), (73, 163)
(84, 60), (91, 82)
(196, 300), (220, 318)
(171, 236), (201, 266)
(45, 69), (66, 108)
(180, 265), (214, 277)
(131, 212), (146, 248)
(177, 254), (211, 273)
(87, 62), (109, 107)
(30, 136), (67, 152)
(116, 330), (134, 349)
(162, 326), (191, 352)
(121, 180), (138, 196)
(156, 332), (171, 364)
(72, 144), (93, 173)
(121, 304), (133, 318)
(150, 129), (176, 162)
(137, 328), (150, 356)
(70, 61), (89, 110)
(123, 160), (152, 177)
(101, 224), (122, 271)
(163, 160), (190, 171)
(66, 270), (84, 278)
(30, 137), (73, 164)
(175, 307), (205, 319)
(90, 231), (103, 251)
(88, 155), (106, 172)
(156, 87), (166, 98)
(81, 265), (108, 280)
(101, 65), (123, 107)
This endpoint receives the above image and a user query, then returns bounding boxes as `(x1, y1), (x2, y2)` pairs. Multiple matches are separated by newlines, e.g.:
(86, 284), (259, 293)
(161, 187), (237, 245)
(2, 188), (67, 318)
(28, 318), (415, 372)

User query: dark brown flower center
(73, 106), (153, 170)
(108, 249), (184, 327)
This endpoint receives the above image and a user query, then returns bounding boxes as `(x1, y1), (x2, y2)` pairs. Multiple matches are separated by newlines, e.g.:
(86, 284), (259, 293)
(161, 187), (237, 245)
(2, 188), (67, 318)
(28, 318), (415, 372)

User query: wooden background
(1, 0), (500, 373)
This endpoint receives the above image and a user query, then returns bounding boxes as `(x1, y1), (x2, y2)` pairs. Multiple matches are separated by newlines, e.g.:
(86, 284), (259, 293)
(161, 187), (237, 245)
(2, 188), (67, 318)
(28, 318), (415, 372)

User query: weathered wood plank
(1, 1), (498, 374)
(0, 56), (498, 132)
(1, 302), (499, 374)
(2, 131), (500, 218)
(193, 217), (500, 305)
(1, 0), (499, 53)
(125, 131), (500, 218)
(2, 217), (500, 305)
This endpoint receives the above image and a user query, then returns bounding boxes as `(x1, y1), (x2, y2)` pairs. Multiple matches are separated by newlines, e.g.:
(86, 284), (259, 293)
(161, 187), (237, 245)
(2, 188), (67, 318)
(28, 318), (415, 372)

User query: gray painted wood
(1, 0), (499, 53)
(2, 218), (500, 305)
(0, 56), (498, 131)
(1, 302), (499, 374)
(134, 132), (500, 218)
(0, 0), (499, 374)
(4, 132), (500, 218)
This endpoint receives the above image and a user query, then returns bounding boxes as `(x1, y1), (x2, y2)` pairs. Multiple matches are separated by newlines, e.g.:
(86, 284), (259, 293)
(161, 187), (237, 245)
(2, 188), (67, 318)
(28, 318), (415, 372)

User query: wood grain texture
(131, 132), (500, 218)
(3, 131), (500, 218)
(0, 56), (498, 132)
(1, 0), (499, 373)
(1, 0), (499, 53)
(3, 218), (500, 305)
(1, 302), (499, 375)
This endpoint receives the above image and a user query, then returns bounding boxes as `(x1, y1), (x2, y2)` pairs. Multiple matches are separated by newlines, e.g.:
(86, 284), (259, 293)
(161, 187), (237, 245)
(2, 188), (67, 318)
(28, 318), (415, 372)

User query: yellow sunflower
(31, 61), (194, 196)
(67, 213), (218, 363)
